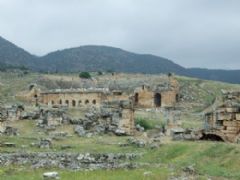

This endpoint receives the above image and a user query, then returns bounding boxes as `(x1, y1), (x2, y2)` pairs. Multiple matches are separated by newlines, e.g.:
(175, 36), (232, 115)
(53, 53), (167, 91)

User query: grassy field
(0, 122), (240, 179)
(0, 140), (240, 179)
(1, 72), (240, 179)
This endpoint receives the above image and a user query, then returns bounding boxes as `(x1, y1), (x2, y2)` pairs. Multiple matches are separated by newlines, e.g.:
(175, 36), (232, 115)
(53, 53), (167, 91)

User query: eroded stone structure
(203, 91), (240, 143)
(133, 75), (180, 108)
(39, 88), (129, 108)
(73, 100), (135, 136)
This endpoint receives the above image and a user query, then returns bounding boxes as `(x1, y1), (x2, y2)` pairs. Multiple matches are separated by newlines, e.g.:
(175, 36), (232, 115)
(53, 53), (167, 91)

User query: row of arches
(50, 99), (97, 107)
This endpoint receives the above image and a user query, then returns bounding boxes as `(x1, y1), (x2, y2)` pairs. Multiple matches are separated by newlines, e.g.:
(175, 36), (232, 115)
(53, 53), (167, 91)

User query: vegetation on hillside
(1, 36), (240, 83)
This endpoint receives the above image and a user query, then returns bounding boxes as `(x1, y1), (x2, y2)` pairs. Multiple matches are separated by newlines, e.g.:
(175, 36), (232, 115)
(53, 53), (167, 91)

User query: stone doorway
(154, 93), (161, 107)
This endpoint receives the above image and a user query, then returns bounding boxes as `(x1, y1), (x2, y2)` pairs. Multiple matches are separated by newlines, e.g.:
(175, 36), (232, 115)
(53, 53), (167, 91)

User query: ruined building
(203, 91), (240, 143)
(39, 88), (129, 108)
(133, 75), (180, 108)
(23, 75), (180, 110)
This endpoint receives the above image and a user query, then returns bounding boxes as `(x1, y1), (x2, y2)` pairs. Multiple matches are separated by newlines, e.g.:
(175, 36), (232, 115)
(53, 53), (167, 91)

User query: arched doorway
(200, 133), (224, 142)
(65, 100), (69, 106)
(154, 93), (161, 107)
(72, 100), (76, 107)
(134, 93), (139, 104)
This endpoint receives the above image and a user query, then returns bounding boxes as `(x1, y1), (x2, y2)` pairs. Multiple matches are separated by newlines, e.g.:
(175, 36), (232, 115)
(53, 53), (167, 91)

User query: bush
(135, 118), (154, 130)
(79, 72), (91, 79)
(97, 71), (103, 75)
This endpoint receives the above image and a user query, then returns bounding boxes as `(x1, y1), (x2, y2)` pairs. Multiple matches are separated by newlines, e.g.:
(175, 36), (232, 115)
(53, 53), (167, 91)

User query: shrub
(97, 71), (103, 75)
(79, 72), (91, 79)
(135, 118), (154, 130)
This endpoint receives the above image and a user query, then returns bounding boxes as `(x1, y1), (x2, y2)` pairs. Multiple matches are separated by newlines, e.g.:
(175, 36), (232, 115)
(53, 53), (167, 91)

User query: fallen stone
(74, 125), (86, 137)
(1, 142), (16, 147)
(43, 172), (60, 179)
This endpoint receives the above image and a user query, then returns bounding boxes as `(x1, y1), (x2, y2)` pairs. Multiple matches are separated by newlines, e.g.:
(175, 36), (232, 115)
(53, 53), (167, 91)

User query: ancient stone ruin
(133, 75), (179, 108)
(203, 91), (240, 143)
(73, 100), (135, 136)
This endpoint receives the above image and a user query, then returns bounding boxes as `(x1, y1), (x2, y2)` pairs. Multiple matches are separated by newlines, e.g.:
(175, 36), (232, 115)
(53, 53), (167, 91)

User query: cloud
(0, 0), (240, 69)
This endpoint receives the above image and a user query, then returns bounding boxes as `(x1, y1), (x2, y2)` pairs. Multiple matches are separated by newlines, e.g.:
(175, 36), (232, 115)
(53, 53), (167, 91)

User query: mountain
(186, 68), (240, 84)
(36, 46), (186, 74)
(0, 36), (240, 84)
(0, 36), (36, 68)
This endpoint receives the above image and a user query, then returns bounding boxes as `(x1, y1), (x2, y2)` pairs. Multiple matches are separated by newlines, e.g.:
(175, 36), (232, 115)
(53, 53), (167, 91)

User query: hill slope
(0, 36), (36, 68)
(36, 45), (186, 74)
(0, 36), (240, 83)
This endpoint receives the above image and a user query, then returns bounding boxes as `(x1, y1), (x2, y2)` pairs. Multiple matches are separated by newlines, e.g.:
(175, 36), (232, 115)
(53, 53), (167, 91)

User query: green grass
(0, 167), (169, 180)
(1, 141), (240, 179)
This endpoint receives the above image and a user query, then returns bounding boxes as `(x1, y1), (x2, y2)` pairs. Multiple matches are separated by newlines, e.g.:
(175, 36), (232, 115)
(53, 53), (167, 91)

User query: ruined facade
(203, 91), (240, 143)
(101, 100), (135, 135)
(39, 88), (129, 108)
(133, 76), (179, 108)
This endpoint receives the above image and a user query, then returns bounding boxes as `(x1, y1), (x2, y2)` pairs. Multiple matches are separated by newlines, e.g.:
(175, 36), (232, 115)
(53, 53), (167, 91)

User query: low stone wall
(0, 152), (138, 170)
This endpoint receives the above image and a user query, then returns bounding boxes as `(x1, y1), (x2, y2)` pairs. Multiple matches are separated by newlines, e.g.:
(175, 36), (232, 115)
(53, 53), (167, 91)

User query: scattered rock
(183, 165), (196, 175)
(143, 171), (153, 176)
(136, 124), (145, 132)
(127, 138), (146, 148)
(74, 125), (86, 137)
(4, 126), (19, 136)
(43, 172), (60, 179)
(0, 142), (16, 147)
(0, 152), (139, 170)
(39, 139), (52, 149)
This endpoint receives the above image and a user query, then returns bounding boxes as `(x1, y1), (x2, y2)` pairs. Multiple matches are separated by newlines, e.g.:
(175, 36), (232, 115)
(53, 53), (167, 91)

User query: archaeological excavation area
(1, 72), (240, 179)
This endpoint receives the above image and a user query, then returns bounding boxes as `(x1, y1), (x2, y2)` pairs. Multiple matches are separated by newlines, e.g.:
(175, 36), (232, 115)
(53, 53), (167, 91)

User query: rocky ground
(1, 71), (240, 179)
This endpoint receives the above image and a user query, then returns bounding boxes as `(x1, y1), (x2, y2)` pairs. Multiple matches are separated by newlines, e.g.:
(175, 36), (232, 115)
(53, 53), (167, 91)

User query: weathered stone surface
(71, 101), (135, 136)
(74, 125), (86, 137)
(39, 139), (52, 149)
(0, 152), (139, 170)
(4, 126), (19, 136)
(136, 124), (145, 132)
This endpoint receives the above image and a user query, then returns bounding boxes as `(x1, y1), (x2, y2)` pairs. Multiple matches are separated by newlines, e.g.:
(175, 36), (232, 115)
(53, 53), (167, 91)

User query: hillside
(0, 36), (240, 83)
(36, 46), (186, 74)
(0, 36), (36, 68)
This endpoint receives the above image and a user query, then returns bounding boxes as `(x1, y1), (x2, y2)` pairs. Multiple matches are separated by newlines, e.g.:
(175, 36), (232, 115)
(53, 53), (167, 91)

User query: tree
(79, 72), (91, 79)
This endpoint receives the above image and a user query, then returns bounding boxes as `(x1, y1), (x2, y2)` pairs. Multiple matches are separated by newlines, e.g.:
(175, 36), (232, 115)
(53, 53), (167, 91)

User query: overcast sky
(0, 0), (240, 69)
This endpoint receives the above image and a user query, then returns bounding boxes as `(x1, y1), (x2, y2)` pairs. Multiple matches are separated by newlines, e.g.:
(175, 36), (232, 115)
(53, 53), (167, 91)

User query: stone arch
(200, 133), (226, 142)
(154, 93), (161, 107)
(85, 100), (89, 104)
(59, 99), (62, 105)
(72, 100), (76, 107)
(92, 99), (96, 105)
(51, 100), (55, 105)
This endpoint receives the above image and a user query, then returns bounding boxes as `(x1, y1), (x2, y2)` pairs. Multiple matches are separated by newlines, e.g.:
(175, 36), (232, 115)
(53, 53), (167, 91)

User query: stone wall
(0, 152), (138, 170)
(41, 91), (104, 108)
(204, 101), (240, 143)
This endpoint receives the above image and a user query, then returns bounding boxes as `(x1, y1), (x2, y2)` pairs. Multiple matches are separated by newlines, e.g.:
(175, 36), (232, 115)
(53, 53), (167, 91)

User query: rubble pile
(73, 100), (134, 136)
(0, 152), (139, 170)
